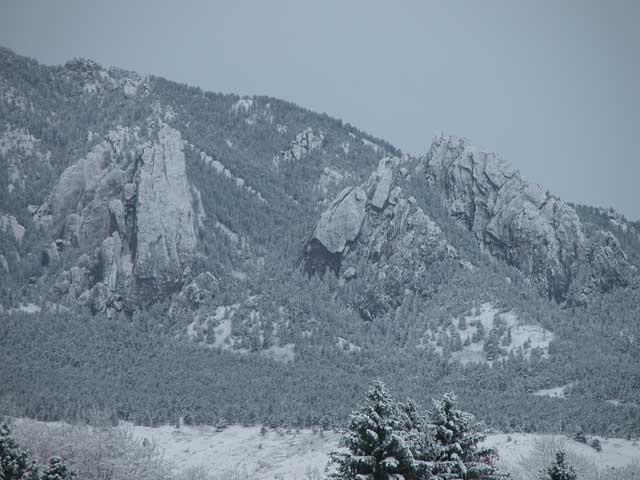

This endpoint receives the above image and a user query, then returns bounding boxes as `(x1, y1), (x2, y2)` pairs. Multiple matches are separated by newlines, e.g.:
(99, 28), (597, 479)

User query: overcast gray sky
(1, 0), (638, 218)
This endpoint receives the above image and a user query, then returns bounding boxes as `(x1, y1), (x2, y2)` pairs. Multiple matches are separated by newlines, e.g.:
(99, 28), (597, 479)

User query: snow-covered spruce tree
(330, 381), (417, 480)
(545, 451), (577, 480)
(0, 422), (32, 480)
(40, 457), (75, 480)
(420, 393), (505, 479)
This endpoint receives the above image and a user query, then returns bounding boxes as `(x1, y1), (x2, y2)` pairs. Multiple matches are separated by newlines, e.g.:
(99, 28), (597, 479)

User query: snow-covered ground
(8, 419), (640, 479)
(130, 424), (334, 479)
(486, 433), (640, 477)
(128, 424), (640, 479)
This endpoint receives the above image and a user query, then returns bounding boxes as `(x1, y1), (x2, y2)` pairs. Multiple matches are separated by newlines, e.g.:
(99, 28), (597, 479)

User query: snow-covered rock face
(275, 127), (324, 165)
(367, 157), (395, 209)
(133, 126), (198, 295)
(29, 124), (202, 312)
(305, 155), (457, 319)
(425, 134), (633, 301)
(64, 58), (148, 97)
(0, 214), (25, 244)
(313, 186), (368, 254)
(587, 231), (636, 293)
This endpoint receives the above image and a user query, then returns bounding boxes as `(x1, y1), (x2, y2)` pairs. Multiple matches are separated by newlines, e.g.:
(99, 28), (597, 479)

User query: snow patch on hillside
(8, 303), (41, 314)
(420, 303), (553, 364)
(337, 337), (361, 353)
(196, 149), (266, 202)
(532, 383), (573, 399)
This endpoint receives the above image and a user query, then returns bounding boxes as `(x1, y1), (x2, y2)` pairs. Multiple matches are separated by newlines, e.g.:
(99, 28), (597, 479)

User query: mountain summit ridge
(2, 46), (640, 436)
(0, 46), (637, 316)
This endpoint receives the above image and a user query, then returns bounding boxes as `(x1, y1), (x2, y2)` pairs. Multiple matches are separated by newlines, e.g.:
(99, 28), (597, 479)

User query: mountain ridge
(1, 45), (640, 436)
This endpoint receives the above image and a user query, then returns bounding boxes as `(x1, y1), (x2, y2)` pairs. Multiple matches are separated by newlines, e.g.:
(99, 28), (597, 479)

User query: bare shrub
(173, 465), (252, 480)
(509, 436), (624, 480)
(10, 414), (173, 480)
(599, 461), (640, 480)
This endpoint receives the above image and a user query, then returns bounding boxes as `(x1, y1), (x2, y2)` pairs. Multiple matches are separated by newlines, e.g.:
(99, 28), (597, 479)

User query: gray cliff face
(587, 231), (636, 294)
(35, 124), (200, 312)
(313, 186), (368, 254)
(133, 126), (197, 297)
(305, 156), (456, 319)
(425, 134), (633, 301)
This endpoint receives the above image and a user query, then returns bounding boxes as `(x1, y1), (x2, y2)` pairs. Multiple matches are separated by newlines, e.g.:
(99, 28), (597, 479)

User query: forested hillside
(1, 46), (639, 437)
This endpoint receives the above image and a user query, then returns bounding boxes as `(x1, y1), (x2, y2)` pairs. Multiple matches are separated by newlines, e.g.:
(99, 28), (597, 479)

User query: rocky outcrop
(29, 124), (201, 312)
(0, 254), (9, 273)
(276, 127), (324, 165)
(368, 157), (394, 209)
(425, 134), (633, 301)
(101, 232), (122, 292)
(587, 231), (636, 293)
(313, 186), (367, 254)
(108, 199), (125, 235)
(305, 155), (457, 318)
(180, 271), (220, 308)
(133, 126), (197, 297)
(0, 214), (25, 244)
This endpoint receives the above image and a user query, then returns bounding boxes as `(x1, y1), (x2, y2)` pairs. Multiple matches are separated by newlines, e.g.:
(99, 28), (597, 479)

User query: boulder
(313, 186), (367, 254)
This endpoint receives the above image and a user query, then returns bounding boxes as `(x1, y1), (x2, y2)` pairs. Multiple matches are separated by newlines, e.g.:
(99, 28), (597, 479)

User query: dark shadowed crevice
(302, 238), (341, 277)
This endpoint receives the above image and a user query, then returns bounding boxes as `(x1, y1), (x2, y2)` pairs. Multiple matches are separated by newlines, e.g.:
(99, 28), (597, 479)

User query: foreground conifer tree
(423, 393), (504, 479)
(0, 423), (31, 480)
(331, 383), (506, 480)
(40, 457), (74, 480)
(545, 451), (577, 480)
(330, 381), (417, 479)
(0, 423), (73, 480)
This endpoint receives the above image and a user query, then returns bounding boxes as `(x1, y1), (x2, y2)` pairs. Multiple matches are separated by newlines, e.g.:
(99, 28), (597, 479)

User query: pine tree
(21, 462), (42, 480)
(421, 393), (505, 479)
(0, 423), (30, 480)
(330, 381), (416, 480)
(40, 457), (74, 480)
(545, 451), (577, 480)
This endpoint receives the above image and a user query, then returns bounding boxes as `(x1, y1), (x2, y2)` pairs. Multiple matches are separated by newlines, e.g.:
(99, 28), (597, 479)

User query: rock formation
(29, 124), (200, 312)
(425, 134), (634, 301)
(305, 156), (456, 318)
(133, 126), (197, 297)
